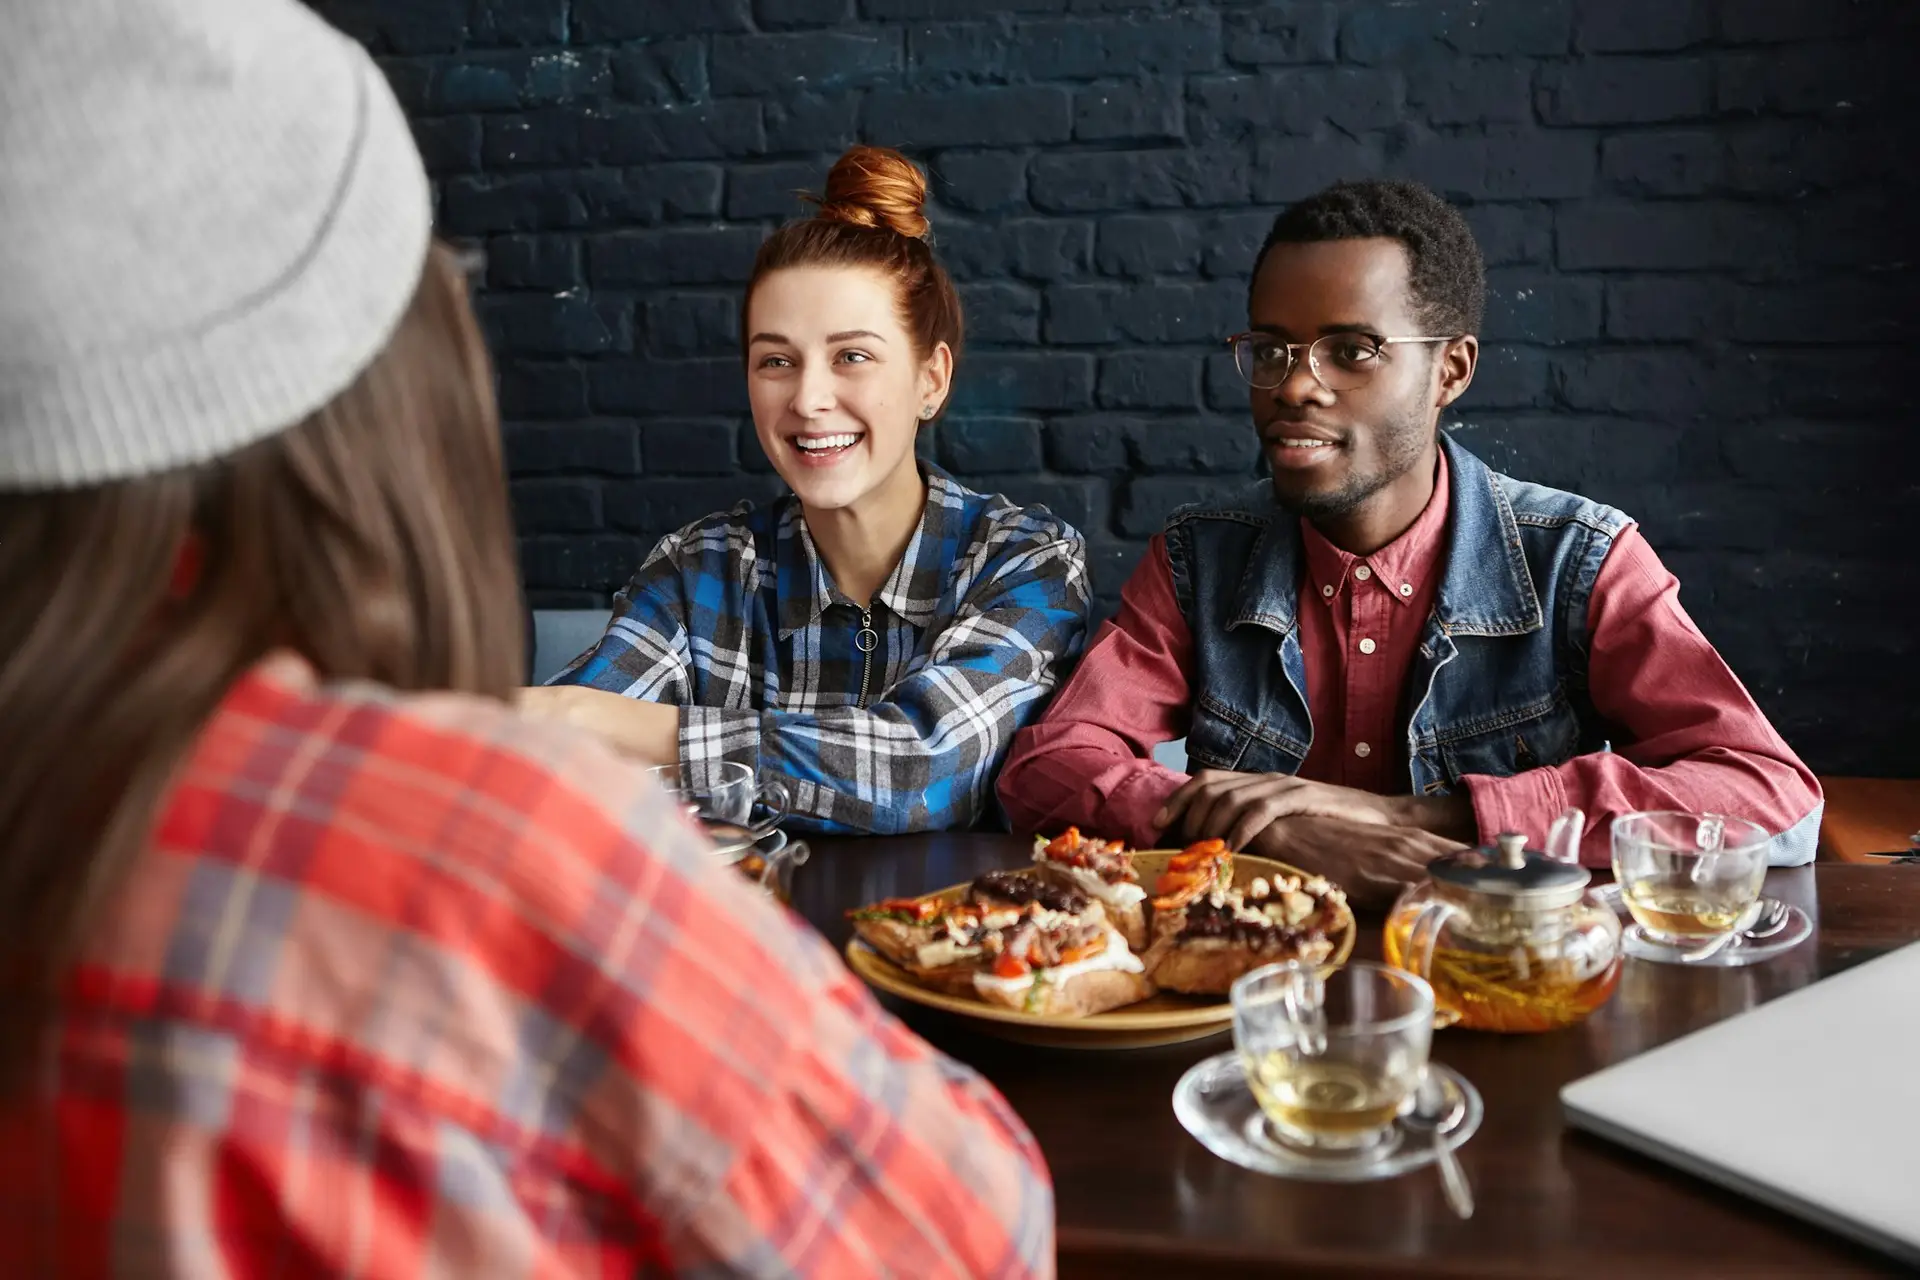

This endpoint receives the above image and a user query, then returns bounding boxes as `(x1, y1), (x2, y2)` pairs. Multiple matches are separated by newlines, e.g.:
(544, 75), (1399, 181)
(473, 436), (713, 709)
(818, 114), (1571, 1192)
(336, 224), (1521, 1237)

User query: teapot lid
(1428, 832), (1590, 908)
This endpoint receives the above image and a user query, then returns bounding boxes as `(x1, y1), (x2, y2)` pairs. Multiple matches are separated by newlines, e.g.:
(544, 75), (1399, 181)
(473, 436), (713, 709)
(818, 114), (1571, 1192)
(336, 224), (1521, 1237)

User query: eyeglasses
(1227, 331), (1458, 392)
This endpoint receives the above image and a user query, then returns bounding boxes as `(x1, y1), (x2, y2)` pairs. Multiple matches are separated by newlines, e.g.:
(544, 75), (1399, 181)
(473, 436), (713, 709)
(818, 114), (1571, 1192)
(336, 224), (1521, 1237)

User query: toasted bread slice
(1144, 873), (1345, 995)
(969, 923), (1154, 1017)
(973, 964), (1156, 1017)
(1142, 933), (1336, 995)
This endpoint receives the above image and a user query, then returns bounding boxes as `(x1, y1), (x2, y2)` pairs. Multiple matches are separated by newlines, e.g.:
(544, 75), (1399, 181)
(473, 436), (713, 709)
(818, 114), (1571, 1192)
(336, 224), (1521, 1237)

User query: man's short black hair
(1253, 180), (1486, 336)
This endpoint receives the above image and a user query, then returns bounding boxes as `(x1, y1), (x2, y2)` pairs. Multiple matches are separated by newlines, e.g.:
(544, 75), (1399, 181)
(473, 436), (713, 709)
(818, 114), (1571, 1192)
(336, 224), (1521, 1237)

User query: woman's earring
(919, 404), (936, 420)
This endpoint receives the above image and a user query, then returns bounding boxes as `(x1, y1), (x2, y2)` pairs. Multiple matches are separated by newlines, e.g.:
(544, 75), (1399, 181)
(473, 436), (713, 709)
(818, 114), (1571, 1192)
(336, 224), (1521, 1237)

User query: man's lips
(1260, 425), (1344, 447)
(1259, 423), (1345, 470)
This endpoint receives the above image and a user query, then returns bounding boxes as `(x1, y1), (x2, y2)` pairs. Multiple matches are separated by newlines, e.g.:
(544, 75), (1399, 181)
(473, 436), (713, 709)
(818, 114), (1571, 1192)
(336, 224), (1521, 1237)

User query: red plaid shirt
(0, 653), (1053, 1277)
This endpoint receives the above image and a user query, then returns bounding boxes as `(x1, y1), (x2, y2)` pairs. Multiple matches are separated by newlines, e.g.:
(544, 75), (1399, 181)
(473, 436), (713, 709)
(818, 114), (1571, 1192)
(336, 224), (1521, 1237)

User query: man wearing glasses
(998, 179), (1820, 900)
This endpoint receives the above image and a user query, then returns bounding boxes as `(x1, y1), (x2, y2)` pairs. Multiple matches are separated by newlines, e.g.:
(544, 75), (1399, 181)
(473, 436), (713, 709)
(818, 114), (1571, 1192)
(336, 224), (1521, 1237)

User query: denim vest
(1163, 434), (1626, 797)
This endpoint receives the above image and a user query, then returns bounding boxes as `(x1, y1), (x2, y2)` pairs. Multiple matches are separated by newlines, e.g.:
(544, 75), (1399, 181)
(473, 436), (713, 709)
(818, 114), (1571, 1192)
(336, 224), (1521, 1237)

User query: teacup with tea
(1231, 960), (1435, 1155)
(1611, 811), (1770, 962)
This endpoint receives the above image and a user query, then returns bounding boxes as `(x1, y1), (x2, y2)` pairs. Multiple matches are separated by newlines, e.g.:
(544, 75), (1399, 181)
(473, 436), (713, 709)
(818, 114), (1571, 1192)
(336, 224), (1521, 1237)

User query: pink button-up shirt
(998, 458), (1820, 866)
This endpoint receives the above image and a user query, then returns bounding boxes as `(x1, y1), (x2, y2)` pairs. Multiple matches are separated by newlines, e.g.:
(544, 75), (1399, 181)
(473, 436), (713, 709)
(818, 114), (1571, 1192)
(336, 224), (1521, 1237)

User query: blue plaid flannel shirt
(548, 466), (1091, 834)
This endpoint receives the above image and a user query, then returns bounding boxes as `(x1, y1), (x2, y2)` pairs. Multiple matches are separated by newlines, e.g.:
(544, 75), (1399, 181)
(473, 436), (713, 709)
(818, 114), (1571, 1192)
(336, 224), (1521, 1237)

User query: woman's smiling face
(745, 264), (951, 515)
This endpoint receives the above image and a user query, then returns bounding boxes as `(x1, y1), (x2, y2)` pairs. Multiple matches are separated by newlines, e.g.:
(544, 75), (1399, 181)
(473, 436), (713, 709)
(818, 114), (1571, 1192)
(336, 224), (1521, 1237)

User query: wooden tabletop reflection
(791, 833), (1920, 1278)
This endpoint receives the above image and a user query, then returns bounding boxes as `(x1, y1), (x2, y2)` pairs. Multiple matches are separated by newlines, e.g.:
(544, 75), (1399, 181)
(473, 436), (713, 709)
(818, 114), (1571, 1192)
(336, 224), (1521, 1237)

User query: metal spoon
(1401, 1070), (1473, 1219)
(1679, 898), (1791, 964)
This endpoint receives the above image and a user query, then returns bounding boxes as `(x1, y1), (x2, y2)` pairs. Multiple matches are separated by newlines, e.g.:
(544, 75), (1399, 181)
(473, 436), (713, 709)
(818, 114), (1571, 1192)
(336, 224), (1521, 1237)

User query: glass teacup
(1611, 811), (1770, 960)
(647, 761), (789, 857)
(1231, 961), (1434, 1154)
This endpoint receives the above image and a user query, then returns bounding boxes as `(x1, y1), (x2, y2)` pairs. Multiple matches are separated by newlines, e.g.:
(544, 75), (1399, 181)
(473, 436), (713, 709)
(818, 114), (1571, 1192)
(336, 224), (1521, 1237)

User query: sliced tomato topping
(1168, 839), (1227, 870)
(993, 952), (1031, 979)
(1043, 827), (1083, 858)
(1152, 849), (1233, 909)
(1153, 868), (1206, 897)
(1055, 938), (1105, 966)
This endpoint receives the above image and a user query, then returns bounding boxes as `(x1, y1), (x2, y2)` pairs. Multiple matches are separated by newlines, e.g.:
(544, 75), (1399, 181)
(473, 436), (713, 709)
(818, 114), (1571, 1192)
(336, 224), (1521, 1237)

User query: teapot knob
(1494, 832), (1528, 869)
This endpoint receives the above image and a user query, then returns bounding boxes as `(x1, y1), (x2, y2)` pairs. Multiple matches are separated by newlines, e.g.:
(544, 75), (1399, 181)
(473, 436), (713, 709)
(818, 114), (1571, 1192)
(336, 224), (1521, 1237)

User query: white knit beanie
(0, 0), (433, 491)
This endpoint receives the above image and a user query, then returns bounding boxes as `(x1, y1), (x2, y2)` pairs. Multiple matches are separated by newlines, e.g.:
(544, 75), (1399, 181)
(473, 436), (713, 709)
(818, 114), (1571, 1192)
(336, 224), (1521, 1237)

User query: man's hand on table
(1244, 816), (1465, 907)
(1154, 770), (1478, 907)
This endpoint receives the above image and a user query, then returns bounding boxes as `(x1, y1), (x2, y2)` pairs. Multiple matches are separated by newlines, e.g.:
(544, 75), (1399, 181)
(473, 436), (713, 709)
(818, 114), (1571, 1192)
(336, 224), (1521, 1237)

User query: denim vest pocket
(1188, 692), (1309, 775)
(1436, 690), (1582, 784)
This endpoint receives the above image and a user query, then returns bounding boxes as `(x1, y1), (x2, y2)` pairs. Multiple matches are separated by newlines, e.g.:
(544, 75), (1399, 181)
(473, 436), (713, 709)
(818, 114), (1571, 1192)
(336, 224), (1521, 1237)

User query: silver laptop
(1562, 942), (1920, 1269)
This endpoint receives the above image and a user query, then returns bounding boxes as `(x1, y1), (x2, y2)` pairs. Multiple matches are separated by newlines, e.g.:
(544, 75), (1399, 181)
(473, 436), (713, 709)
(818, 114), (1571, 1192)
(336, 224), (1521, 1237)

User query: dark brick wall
(315, 0), (1919, 776)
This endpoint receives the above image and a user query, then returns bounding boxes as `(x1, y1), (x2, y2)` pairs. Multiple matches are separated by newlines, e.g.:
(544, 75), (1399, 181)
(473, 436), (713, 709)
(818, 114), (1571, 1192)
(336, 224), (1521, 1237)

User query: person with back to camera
(0, 2), (1055, 1273)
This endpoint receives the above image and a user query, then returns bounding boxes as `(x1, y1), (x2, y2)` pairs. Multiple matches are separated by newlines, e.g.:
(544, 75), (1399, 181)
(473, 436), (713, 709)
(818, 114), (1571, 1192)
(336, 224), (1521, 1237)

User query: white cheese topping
(971, 928), (1143, 998)
(1032, 841), (1145, 908)
(1062, 863), (1146, 908)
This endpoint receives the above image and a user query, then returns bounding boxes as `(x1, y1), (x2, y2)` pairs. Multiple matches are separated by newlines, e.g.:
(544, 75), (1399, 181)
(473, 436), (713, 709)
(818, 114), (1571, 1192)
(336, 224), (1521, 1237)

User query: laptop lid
(1561, 942), (1920, 1269)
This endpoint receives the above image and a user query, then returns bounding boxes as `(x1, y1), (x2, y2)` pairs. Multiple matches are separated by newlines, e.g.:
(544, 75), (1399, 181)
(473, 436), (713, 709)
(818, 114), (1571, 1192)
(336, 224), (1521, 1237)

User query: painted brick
(1096, 214), (1205, 279)
(712, 31), (903, 96)
(726, 161), (826, 220)
(961, 282), (1044, 345)
(1222, 5), (1339, 66)
(864, 87), (1072, 147)
(934, 151), (1030, 214)
(1097, 352), (1200, 409)
(765, 94), (862, 152)
(1009, 12), (1223, 79)
(503, 420), (638, 473)
(941, 218), (1093, 281)
(1538, 59), (1714, 126)
(587, 228), (764, 286)
(610, 41), (708, 106)
(573, 0), (751, 40)
(1045, 283), (1244, 346)
(1190, 69), (1403, 140)
(1074, 83), (1186, 144)
(498, 363), (591, 420)
(757, 0), (854, 28)
(642, 421), (742, 474)
(940, 418), (1046, 473)
(1033, 147), (1251, 212)
(1574, 0), (1710, 52)
(643, 293), (740, 357)
(512, 478), (603, 533)
(1045, 416), (1132, 472)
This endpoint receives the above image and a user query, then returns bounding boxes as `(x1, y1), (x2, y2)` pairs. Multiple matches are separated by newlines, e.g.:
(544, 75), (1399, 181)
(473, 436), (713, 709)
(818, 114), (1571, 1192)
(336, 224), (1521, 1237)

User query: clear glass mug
(647, 761), (790, 857)
(1231, 960), (1435, 1154)
(1610, 811), (1770, 954)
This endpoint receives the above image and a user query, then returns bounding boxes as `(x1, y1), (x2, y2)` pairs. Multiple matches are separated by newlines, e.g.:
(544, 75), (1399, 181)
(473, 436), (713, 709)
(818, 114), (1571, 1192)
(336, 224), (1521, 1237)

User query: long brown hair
(743, 144), (965, 414)
(0, 242), (524, 1088)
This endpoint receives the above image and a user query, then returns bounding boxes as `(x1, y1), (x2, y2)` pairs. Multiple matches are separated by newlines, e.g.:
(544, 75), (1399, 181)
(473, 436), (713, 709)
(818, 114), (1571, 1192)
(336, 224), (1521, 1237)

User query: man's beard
(1267, 407), (1434, 522)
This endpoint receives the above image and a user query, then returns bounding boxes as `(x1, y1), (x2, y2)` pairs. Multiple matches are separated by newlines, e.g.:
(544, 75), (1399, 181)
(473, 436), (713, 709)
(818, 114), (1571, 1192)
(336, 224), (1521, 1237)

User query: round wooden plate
(843, 851), (1356, 1050)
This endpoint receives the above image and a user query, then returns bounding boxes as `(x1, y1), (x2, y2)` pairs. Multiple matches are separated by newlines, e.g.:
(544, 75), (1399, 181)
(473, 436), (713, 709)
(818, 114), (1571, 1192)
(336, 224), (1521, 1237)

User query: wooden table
(790, 834), (1920, 1278)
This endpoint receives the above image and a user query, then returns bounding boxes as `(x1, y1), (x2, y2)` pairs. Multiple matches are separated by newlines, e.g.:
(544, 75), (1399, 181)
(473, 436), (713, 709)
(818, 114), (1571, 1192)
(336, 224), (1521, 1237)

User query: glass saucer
(1619, 900), (1812, 968)
(1172, 1054), (1482, 1182)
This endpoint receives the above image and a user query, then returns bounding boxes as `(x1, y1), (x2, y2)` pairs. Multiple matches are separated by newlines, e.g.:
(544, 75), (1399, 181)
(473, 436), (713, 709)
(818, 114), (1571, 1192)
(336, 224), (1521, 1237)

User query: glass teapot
(1384, 809), (1622, 1033)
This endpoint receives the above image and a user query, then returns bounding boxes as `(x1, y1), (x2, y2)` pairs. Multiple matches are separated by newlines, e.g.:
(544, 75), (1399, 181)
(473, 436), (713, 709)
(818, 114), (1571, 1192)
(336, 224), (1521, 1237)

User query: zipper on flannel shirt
(855, 607), (878, 709)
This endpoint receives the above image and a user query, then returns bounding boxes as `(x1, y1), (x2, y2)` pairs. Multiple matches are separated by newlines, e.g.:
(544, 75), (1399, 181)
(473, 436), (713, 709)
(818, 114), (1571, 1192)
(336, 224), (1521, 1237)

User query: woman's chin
(781, 463), (867, 511)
